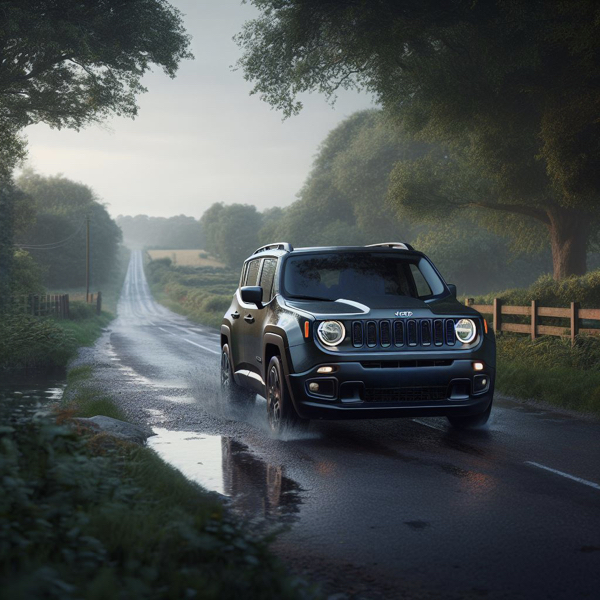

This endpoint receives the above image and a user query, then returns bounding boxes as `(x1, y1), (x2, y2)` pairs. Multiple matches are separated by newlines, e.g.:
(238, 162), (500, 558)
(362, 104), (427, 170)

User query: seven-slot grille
(351, 318), (460, 349)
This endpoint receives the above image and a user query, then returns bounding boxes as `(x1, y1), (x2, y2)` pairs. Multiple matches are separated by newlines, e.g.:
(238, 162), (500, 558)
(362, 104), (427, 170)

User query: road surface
(82, 251), (600, 599)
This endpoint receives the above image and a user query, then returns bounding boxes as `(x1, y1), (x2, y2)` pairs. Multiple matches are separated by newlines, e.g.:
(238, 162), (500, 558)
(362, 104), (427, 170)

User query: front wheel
(220, 344), (255, 407)
(447, 401), (492, 429)
(266, 355), (308, 435)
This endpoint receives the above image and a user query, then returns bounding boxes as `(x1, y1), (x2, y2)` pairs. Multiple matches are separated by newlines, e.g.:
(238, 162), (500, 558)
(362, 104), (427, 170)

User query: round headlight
(455, 319), (477, 344)
(317, 320), (345, 346)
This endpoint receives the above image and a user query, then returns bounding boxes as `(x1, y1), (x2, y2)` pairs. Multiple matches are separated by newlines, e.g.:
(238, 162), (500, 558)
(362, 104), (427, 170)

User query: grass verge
(0, 370), (317, 599)
(145, 255), (238, 329)
(495, 334), (600, 417)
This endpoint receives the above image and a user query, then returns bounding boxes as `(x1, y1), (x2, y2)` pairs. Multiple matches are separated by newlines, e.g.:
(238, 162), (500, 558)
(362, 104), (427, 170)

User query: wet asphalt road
(78, 251), (600, 600)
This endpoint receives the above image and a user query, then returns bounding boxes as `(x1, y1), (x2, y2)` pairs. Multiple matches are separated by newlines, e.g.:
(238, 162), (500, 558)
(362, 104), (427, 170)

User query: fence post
(571, 302), (579, 346)
(96, 291), (102, 315)
(493, 298), (502, 334)
(531, 300), (537, 340)
(65, 294), (70, 319)
(465, 298), (474, 307)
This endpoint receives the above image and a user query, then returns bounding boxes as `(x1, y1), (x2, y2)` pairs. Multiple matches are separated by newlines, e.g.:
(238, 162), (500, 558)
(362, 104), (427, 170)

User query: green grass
(0, 410), (316, 599)
(495, 334), (600, 416)
(145, 256), (238, 329)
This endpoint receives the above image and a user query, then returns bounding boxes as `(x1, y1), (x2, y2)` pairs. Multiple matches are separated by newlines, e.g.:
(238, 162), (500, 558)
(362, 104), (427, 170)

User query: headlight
(317, 320), (345, 346)
(455, 319), (477, 344)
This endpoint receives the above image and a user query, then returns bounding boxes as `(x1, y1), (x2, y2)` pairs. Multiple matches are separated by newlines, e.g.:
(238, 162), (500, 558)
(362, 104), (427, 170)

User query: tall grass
(145, 258), (238, 328)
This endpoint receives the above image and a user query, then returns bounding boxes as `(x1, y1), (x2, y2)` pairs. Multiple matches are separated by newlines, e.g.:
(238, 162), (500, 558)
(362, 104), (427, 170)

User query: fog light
(473, 362), (484, 371)
(309, 382), (320, 392)
(317, 366), (334, 374)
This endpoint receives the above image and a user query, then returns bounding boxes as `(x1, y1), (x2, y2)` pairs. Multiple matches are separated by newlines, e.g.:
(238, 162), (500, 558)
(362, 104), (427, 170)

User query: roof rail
(366, 242), (415, 251)
(252, 242), (294, 255)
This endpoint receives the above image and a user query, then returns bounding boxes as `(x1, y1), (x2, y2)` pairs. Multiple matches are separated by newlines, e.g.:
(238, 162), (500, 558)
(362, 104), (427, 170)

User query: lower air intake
(364, 386), (448, 403)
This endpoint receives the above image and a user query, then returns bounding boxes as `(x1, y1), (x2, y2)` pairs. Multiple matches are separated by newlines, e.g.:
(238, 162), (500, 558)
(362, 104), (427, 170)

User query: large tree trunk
(546, 207), (588, 280)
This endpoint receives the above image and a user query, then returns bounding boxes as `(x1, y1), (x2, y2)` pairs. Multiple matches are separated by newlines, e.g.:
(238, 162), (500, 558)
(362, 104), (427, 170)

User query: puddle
(148, 428), (302, 522)
(0, 371), (67, 420)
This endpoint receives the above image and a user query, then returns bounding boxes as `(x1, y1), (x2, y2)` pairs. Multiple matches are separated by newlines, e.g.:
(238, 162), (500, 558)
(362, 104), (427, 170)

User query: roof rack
(252, 242), (294, 255)
(366, 242), (415, 251)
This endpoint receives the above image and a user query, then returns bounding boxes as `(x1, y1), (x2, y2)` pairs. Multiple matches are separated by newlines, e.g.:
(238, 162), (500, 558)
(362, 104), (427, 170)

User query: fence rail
(4, 292), (102, 319)
(466, 298), (599, 345)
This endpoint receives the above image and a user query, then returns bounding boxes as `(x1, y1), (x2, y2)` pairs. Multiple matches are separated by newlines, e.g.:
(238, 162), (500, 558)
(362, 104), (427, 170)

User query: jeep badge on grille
(394, 311), (413, 317)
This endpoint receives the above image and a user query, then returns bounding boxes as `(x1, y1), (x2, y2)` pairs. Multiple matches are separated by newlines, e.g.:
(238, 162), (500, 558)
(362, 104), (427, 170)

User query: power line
(15, 218), (87, 250)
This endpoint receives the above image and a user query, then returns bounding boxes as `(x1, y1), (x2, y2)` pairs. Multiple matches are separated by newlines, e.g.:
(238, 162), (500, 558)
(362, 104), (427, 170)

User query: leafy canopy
(0, 0), (192, 171)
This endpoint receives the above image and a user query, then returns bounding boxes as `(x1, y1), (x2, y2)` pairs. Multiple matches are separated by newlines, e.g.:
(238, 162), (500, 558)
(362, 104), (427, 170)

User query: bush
(0, 414), (315, 599)
(473, 270), (600, 308)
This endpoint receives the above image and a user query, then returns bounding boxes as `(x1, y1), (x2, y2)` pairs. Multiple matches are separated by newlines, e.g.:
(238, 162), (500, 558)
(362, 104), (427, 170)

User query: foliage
(200, 203), (263, 268)
(10, 249), (45, 296)
(15, 170), (123, 288)
(0, 0), (192, 171)
(496, 335), (600, 416)
(116, 214), (205, 250)
(146, 259), (238, 329)
(472, 270), (600, 310)
(0, 412), (315, 599)
(236, 0), (600, 279)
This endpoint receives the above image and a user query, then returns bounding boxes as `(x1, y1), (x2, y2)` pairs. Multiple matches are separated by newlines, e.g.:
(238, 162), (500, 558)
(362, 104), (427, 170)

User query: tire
(220, 344), (255, 407)
(447, 400), (492, 429)
(266, 355), (308, 435)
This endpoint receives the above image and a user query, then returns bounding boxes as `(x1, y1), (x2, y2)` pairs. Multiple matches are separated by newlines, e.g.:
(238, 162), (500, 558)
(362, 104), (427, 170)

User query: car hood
(282, 295), (479, 318)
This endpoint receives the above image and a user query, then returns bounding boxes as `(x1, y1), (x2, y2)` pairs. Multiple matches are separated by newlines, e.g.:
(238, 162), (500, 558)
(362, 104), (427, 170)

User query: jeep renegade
(220, 242), (495, 434)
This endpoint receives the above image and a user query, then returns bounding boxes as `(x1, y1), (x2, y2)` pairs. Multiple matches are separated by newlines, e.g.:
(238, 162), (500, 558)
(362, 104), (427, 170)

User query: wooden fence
(5, 291), (102, 319)
(466, 298), (599, 345)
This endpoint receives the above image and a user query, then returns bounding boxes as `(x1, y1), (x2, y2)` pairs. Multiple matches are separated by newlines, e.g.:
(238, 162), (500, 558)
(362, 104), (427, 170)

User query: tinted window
(245, 259), (261, 286)
(410, 264), (433, 297)
(283, 253), (445, 301)
(259, 258), (277, 302)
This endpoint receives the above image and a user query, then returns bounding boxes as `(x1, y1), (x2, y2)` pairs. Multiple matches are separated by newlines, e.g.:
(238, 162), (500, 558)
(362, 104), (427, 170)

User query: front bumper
(287, 359), (495, 420)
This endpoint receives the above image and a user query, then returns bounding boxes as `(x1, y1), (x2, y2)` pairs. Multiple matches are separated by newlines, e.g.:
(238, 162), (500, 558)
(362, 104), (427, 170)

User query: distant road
(91, 250), (600, 599)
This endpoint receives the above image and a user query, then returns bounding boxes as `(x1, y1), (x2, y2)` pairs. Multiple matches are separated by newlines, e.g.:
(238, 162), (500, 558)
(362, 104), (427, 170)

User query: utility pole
(86, 215), (90, 303)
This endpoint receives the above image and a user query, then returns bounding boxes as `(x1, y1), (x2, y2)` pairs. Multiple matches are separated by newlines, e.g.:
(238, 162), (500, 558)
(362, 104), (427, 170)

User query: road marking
(158, 327), (170, 333)
(182, 337), (220, 355)
(412, 419), (446, 432)
(525, 461), (600, 491)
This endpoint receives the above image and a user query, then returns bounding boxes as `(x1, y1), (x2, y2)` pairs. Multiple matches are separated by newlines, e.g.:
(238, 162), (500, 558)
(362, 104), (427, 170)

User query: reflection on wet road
(87, 251), (600, 600)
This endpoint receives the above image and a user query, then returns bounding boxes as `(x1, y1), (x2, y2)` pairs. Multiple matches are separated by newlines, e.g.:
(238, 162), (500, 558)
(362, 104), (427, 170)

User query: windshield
(282, 253), (446, 301)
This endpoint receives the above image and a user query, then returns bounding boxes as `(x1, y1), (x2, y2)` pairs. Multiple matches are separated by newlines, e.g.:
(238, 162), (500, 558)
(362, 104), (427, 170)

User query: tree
(268, 110), (426, 246)
(236, 0), (600, 279)
(200, 203), (263, 268)
(15, 171), (122, 288)
(116, 215), (205, 249)
(0, 0), (191, 295)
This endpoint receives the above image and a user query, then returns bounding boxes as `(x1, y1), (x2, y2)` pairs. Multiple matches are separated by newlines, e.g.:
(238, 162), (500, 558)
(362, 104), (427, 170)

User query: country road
(80, 251), (600, 600)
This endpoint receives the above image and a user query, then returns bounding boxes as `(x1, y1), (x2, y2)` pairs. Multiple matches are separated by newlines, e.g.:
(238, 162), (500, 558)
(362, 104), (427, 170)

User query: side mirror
(241, 286), (264, 309)
(447, 284), (457, 298)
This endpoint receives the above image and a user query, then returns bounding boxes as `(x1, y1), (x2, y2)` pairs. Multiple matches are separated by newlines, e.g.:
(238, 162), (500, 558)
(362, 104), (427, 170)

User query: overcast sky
(22, 0), (375, 219)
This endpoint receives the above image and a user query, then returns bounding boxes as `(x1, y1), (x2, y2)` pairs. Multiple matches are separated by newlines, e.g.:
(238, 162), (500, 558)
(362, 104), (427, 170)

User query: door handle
(231, 311), (240, 319)
(244, 314), (255, 324)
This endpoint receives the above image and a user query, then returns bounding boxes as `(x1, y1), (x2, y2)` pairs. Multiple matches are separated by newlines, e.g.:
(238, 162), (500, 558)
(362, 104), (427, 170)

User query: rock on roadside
(72, 415), (155, 444)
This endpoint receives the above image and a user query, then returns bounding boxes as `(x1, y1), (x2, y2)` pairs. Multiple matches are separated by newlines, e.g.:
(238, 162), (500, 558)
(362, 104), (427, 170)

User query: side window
(245, 259), (261, 286)
(259, 258), (277, 302)
(409, 264), (433, 298)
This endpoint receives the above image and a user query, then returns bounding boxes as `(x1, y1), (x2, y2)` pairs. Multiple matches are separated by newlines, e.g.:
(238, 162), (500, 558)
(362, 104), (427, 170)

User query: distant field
(147, 249), (225, 268)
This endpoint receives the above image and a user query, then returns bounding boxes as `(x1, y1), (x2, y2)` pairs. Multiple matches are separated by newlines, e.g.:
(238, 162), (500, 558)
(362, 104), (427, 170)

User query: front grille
(434, 320), (444, 346)
(366, 321), (377, 347)
(351, 318), (459, 349)
(380, 320), (391, 347)
(352, 322), (363, 347)
(364, 386), (448, 403)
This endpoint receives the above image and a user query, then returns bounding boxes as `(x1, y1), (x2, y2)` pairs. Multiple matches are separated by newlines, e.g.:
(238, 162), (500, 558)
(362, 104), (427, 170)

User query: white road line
(182, 337), (220, 355)
(158, 327), (171, 333)
(525, 461), (600, 491)
(412, 419), (446, 432)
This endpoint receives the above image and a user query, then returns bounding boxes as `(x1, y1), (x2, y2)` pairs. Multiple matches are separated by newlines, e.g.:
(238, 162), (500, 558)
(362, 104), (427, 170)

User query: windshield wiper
(285, 294), (334, 302)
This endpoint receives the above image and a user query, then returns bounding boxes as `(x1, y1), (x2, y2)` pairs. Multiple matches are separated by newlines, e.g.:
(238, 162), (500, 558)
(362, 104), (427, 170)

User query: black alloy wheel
(220, 344), (254, 406)
(266, 355), (307, 434)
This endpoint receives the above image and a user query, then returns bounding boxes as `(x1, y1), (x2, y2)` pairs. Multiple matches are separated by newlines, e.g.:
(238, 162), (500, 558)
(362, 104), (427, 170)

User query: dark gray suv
(220, 242), (495, 434)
